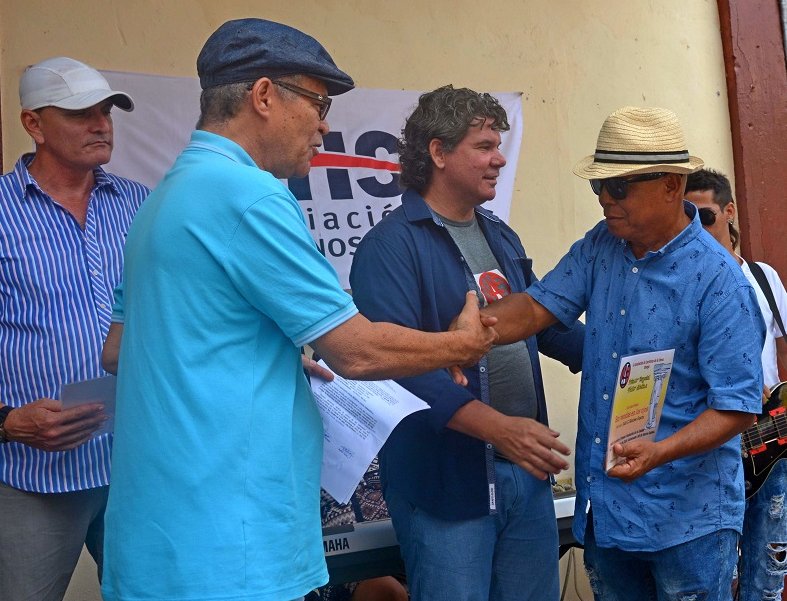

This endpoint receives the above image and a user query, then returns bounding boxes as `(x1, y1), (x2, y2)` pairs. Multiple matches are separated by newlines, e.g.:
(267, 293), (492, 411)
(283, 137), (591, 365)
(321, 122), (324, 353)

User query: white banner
(102, 71), (523, 287)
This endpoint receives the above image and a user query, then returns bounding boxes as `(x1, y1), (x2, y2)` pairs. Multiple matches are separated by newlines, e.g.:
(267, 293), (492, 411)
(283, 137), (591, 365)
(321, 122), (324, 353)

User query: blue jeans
(583, 517), (738, 601)
(385, 459), (559, 601)
(738, 460), (787, 601)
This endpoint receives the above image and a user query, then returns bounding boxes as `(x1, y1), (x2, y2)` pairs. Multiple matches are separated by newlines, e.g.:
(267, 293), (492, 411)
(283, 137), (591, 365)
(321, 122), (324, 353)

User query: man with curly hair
(350, 85), (585, 601)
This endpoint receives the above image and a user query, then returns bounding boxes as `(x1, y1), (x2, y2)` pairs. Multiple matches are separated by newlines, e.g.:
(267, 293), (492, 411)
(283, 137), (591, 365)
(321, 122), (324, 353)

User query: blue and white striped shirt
(0, 154), (148, 493)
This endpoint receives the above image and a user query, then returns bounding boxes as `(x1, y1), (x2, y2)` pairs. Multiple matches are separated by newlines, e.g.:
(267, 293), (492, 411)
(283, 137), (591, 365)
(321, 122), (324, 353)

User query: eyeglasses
(697, 207), (720, 226)
(272, 80), (331, 121)
(589, 172), (668, 201)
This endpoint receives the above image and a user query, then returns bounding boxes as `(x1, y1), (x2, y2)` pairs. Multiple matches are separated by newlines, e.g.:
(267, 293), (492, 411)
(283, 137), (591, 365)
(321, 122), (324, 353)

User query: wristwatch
(0, 406), (14, 443)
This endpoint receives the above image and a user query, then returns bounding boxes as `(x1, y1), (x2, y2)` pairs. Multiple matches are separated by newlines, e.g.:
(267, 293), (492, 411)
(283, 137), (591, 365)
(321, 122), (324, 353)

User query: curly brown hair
(398, 85), (510, 192)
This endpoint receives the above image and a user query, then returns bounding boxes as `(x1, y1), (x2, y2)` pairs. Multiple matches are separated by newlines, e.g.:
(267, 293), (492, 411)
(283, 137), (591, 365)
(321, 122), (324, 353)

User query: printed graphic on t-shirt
(475, 269), (511, 306)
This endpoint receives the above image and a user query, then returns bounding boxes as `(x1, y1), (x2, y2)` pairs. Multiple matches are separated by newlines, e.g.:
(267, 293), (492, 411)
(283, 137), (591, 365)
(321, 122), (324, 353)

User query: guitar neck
(742, 381), (787, 453)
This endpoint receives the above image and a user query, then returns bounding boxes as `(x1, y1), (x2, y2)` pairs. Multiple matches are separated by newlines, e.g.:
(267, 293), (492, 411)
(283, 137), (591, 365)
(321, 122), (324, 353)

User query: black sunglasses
(272, 80), (332, 121)
(697, 207), (720, 226)
(589, 172), (668, 201)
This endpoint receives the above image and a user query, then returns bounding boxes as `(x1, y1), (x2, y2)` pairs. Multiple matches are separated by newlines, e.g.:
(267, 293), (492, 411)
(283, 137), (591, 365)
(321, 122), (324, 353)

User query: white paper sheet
(60, 375), (116, 436)
(311, 360), (428, 504)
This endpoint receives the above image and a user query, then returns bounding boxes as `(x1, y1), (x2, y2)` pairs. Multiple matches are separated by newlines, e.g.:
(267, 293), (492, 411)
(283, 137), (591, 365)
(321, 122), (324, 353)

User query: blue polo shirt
(528, 202), (764, 552)
(349, 189), (584, 520)
(102, 131), (357, 601)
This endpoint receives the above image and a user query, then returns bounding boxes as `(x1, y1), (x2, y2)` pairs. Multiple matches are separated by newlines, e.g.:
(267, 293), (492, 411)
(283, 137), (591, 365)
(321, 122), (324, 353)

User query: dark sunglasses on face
(589, 172), (668, 201)
(272, 80), (332, 121)
(697, 207), (720, 226)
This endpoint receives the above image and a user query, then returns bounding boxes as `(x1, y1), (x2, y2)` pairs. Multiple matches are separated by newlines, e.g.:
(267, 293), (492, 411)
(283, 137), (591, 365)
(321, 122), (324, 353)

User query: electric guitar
(742, 381), (787, 499)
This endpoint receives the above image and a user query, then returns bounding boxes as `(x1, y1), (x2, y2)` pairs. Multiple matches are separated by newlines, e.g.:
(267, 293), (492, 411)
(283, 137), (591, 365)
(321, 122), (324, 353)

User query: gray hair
(196, 75), (302, 129)
(196, 82), (251, 129)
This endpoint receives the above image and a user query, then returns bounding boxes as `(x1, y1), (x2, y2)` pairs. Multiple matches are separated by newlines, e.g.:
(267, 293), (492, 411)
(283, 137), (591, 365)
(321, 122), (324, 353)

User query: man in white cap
(0, 57), (148, 600)
(100, 19), (496, 601)
(477, 106), (764, 600)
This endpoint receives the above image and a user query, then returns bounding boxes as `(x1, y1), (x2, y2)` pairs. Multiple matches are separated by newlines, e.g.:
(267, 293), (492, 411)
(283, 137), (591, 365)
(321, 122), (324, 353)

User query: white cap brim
(26, 89), (134, 112)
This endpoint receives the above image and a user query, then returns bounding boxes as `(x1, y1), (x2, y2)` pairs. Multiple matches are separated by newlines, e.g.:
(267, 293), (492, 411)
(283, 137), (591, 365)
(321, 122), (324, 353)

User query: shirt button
(479, 366), (486, 373)
(632, 267), (639, 273)
(99, 303), (107, 309)
(486, 443), (493, 450)
(595, 437), (601, 444)
(612, 352), (618, 359)
(620, 309), (626, 316)
(587, 476), (592, 482)
(91, 269), (100, 276)
(603, 394), (609, 400)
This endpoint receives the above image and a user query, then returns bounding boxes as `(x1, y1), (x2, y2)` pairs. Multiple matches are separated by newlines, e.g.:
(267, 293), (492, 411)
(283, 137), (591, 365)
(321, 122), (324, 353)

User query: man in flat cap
(100, 19), (496, 601)
(477, 106), (764, 600)
(0, 57), (148, 600)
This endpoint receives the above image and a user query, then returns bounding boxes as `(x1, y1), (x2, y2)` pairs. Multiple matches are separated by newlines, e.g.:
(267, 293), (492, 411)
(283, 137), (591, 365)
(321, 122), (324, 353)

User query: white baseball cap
(19, 57), (134, 111)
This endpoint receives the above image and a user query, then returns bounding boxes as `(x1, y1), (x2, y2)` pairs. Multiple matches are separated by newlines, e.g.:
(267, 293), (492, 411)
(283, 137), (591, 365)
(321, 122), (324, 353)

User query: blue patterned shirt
(528, 203), (764, 552)
(0, 154), (148, 493)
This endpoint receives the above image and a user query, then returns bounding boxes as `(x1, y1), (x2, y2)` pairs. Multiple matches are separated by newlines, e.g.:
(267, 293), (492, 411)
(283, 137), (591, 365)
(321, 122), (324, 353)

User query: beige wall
(1, 0), (734, 483)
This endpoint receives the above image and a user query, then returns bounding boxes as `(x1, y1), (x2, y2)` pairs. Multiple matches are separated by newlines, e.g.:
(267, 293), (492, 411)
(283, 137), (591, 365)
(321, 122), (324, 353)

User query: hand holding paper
(60, 375), (116, 439)
(3, 398), (106, 451)
(605, 349), (674, 472)
(310, 361), (428, 504)
(606, 439), (663, 482)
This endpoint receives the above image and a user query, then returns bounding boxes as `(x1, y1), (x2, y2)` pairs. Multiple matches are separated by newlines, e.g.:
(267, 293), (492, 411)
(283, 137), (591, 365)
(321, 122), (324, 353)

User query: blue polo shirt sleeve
(224, 190), (357, 347)
(350, 230), (476, 430)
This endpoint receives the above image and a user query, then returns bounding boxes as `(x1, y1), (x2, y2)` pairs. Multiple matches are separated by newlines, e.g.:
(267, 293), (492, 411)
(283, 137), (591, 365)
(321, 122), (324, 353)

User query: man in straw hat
(475, 106), (765, 600)
(0, 57), (148, 600)
(100, 18), (496, 601)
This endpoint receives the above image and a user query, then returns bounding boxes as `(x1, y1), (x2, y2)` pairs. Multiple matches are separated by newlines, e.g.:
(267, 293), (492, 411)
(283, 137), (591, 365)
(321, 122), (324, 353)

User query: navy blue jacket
(349, 189), (584, 520)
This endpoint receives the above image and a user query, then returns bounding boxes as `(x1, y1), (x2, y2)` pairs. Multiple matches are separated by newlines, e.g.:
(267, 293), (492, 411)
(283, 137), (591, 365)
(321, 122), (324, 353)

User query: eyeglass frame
(271, 79), (332, 121)
(589, 172), (669, 201)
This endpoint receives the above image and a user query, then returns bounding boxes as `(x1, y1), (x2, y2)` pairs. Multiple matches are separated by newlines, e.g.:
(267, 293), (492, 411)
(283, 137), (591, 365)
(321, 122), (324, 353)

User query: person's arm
(102, 322), (123, 375)
(346, 224), (569, 480)
(447, 399), (570, 479)
(777, 335), (787, 382)
(1, 400), (106, 451)
(312, 291), (497, 380)
(479, 292), (558, 345)
(612, 276), (764, 481)
(536, 321), (585, 372)
(607, 408), (754, 482)
(102, 282), (125, 375)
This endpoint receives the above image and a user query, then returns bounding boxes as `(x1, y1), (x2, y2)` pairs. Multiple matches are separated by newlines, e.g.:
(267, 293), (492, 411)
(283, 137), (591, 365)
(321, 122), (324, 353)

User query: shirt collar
(400, 187), (501, 226)
(15, 153), (119, 201)
(187, 130), (258, 168)
(626, 200), (704, 260)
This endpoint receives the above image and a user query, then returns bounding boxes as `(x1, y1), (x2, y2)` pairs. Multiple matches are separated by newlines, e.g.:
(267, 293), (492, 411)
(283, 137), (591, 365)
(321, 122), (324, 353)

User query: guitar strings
(741, 415), (787, 449)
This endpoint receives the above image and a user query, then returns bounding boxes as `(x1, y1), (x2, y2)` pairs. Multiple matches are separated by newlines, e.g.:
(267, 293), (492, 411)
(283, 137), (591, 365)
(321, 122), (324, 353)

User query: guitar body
(742, 382), (787, 499)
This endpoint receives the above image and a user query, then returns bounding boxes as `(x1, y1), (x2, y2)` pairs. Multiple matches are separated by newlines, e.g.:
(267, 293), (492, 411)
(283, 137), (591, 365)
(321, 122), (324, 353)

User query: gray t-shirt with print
(439, 213), (537, 419)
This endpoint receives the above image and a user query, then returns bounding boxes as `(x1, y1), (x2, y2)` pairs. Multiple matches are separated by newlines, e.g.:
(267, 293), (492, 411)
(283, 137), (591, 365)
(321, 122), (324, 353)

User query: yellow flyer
(605, 349), (675, 472)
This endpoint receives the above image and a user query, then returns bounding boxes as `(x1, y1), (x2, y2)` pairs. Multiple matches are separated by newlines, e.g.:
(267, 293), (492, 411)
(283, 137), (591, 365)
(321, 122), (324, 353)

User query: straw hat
(573, 106), (704, 180)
